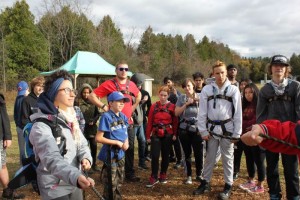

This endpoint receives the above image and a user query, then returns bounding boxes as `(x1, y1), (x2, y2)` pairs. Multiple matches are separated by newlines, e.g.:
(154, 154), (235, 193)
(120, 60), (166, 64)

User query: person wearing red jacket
(242, 120), (300, 156)
(145, 86), (178, 188)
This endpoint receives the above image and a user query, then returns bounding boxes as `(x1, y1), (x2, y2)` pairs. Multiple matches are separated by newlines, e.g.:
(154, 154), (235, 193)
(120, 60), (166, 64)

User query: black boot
(193, 179), (211, 195)
(2, 188), (25, 199)
(218, 183), (232, 200)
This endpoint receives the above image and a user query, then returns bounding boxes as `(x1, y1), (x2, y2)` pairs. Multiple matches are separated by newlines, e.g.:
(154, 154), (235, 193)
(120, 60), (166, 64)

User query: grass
(2, 90), (290, 199)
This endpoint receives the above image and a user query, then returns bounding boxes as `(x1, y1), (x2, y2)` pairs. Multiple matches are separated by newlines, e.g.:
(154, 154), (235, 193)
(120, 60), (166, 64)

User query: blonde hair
(30, 76), (45, 90)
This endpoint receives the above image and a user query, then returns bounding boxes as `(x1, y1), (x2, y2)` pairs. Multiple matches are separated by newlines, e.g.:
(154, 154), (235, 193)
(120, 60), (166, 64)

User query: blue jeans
(134, 124), (146, 166)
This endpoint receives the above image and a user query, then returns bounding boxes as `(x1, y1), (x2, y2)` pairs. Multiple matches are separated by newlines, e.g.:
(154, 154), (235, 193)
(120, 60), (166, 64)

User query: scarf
(270, 78), (288, 96)
(59, 107), (81, 148)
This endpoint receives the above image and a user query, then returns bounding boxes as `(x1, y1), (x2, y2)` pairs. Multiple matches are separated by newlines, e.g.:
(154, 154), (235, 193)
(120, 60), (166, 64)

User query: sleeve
(129, 81), (140, 97)
(0, 95), (12, 140)
(259, 120), (300, 155)
(294, 82), (300, 121)
(256, 87), (268, 124)
(98, 113), (111, 132)
(197, 87), (209, 137)
(176, 95), (184, 107)
(232, 87), (242, 138)
(21, 97), (31, 128)
(77, 129), (93, 166)
(93, 81), (112, 98)
(146, 104), (155, 140)
(29, 122), (82, 187)
(171, 104), (179, 135)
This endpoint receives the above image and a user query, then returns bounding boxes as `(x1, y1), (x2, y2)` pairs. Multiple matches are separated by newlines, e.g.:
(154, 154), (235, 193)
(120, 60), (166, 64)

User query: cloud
(2, 0), (300, 58)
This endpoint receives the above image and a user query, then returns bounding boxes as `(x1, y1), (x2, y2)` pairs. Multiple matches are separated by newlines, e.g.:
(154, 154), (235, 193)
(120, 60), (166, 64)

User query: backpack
(8, 117), (68, 193)
(22, 118), (68, 166)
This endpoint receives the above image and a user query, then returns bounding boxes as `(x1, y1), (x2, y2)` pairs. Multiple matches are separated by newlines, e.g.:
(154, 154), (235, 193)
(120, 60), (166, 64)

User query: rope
(209, 131), (300, 150)
(258, 133), (300, 150)
(82, 171), (106, 200)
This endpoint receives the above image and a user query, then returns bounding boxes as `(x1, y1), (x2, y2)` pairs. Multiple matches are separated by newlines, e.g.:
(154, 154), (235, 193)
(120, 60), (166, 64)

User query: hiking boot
(2, 188), (25, 199)
(196, 176), (202, 182)
(146, 175), (159, 188)
(125, 175), (141, 182)
(138, 164), (149, 170)
(159, 172), (167, 184)
(173, 162), (182, 169)
(269, 193), (282, 200)
(249, 186), (264, 194)
(193, 180), (211, 195)
(239, 180), (256, 190)
(185, 176), (192, 184)
(218, 183), (232, 200)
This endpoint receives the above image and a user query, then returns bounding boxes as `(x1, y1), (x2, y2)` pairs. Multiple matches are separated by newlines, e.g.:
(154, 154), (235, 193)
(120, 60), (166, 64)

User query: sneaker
(145, 156), (151, 162)
(218, 183), (232, 200)
(159, 173), (167, 184)
(185, 176), (192, 184)
(239, 181), (256, 190)
(146, 176), (159, 188)
(233, 172), (239, 180)
(2, 188), (25, 199)
(138, 164), (149, 170)
(249, 186), (264, 194)
(193, 180), (211, 195)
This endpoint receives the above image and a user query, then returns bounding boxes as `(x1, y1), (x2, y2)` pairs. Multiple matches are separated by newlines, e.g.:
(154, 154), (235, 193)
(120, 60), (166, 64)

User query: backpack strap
(207, 85), (232, 109)
(111, 78), (135, 97)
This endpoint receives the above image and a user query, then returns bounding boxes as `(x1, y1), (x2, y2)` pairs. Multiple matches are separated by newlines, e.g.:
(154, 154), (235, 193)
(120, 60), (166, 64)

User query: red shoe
(159, 173), (167, 184)
(249, 186), (264, 194)
(239, 181), (256, 190)
(146, 176), (159, 188)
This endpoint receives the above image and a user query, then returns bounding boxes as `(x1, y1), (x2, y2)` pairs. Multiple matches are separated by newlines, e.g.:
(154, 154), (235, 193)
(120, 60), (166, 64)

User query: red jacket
(259, 120), (300, 156)
(146, 101), (178, 140)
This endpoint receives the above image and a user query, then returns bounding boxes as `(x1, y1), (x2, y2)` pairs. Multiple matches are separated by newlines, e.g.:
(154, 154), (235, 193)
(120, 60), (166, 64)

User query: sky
(2, 0), (300, 58)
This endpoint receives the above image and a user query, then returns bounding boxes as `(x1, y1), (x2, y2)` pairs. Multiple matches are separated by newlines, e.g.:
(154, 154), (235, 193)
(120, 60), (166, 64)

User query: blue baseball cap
(17, 81), (29, 96)
(108, 91), (130, 102)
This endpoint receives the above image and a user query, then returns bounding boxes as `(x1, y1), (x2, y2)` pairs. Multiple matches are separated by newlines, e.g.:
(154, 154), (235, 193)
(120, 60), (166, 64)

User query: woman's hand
(81, 158), (91, 170)
(78, 175), (95, 189)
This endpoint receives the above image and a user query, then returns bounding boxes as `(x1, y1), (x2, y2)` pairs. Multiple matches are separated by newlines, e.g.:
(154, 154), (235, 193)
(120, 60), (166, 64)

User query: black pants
(87, 137), (97, 167)
(150, 134), (172, 178)
(169, 131), (182, 163)
(243, 143), (265, 182)
(125, 126), (136, 178)
(178, 129), (203, 177)
(233, 140), (244, 174)
(266, 150), (299, 199)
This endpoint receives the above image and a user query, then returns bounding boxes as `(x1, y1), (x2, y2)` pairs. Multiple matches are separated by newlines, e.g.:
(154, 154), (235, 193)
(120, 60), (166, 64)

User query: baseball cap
(108, 91), (130, 102)
(17, 81), (29, 96)
(270, 55), (289, 66)
(227, 64), (237, 70)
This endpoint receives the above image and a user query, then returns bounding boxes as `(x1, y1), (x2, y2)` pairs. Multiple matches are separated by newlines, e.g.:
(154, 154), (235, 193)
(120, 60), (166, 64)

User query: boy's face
(109, 100), (125, 112)
(213, 66), (227, 86)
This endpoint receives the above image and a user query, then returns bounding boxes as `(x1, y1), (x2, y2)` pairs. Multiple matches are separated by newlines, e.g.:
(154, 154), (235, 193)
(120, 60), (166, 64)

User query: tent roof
(41, 51), (132, 76)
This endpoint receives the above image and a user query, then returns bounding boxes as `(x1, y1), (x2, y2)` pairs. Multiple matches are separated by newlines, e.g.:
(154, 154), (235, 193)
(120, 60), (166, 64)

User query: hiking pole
(82, 171), (105, 200)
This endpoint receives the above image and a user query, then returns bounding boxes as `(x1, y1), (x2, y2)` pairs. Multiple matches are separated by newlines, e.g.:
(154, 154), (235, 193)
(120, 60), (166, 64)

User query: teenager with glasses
(88, 61), (142, 182)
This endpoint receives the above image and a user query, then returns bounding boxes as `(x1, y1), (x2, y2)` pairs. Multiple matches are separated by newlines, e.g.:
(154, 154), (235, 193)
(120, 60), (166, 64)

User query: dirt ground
(14, 160), (280, 200)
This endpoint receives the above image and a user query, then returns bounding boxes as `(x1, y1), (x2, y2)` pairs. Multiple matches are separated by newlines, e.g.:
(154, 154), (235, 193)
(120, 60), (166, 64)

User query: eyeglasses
(58, 88), (77, 95)
(118, 67), (129, 71)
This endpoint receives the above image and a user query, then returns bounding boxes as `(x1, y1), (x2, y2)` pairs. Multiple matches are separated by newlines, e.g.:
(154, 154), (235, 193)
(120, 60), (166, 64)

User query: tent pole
(74, 74), (79, 90)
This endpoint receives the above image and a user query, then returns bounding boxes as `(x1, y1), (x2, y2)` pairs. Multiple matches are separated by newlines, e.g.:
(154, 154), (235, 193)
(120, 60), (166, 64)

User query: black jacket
(21, 92), (39, 128)
(0, 94), (12, 140)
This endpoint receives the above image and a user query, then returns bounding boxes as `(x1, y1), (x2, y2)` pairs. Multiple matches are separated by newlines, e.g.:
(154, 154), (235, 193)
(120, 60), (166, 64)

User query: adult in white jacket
(193, 61), (242, 200)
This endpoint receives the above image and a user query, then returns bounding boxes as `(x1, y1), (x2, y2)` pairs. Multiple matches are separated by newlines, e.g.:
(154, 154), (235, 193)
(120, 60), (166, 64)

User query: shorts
(0, 140), (7, 166)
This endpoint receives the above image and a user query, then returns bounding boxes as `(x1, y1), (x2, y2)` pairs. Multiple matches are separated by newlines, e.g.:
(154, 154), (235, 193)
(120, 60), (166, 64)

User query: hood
(131, 73), (144, 87)
(78, 83), (93, 99)
(37, 93), (59, 115)
(211, 78), (231, 89)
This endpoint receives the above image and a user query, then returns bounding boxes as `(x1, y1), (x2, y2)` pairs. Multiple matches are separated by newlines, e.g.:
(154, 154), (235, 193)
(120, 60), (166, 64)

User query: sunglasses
(118, 67), (129, 71)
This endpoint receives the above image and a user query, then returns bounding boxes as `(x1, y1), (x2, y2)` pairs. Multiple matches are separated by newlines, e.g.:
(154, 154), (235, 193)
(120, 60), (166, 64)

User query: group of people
(0, 54), (298, 200)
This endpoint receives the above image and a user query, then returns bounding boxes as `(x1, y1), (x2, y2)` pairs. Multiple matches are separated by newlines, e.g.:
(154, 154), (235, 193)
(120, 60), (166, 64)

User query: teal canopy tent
(40, 51), (132, 88)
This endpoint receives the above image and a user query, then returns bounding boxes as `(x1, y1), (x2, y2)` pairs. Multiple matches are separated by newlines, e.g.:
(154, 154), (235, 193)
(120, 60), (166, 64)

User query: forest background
(1, 0), (300, 92)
